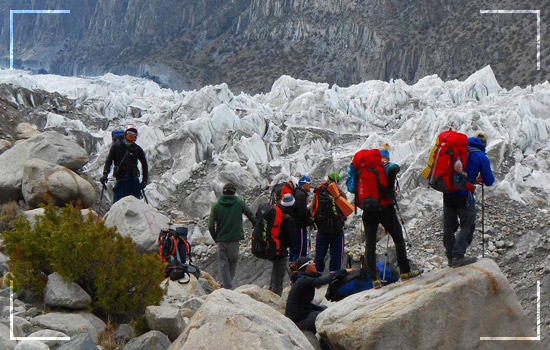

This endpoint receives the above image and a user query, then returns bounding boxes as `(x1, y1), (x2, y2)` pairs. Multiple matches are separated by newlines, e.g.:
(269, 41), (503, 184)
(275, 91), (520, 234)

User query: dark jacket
(285, 270), (346, 322)
(208, 195), (255, 242)
(448, 137), (495, 197)
(292, 187), (313, 227)
(103, 141), (148, 183)
(277, 205), (297, 258)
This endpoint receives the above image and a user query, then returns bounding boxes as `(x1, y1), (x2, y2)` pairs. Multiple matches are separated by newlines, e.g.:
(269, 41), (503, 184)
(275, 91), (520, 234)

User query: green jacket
(208, 195), (255, 242)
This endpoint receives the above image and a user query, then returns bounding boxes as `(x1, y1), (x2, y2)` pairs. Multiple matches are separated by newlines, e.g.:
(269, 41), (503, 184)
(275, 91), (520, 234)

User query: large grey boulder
(0, 131), (88, 203)
(22, 159), (96, 209)
(316, 259), (543, 350)
(14, 340), (50, 350)
(114, 324), (135, 346)
(160, 276), (206, 308)
(145, 305), (185, 341)
(168, 289), (314, 350)
(44, 273), (92, 310)
(0, 322), (16, 349)
(27, 330), (69, 349)
(30, 313), (100, 343)
(56, 333), (98, 350)
(234, 284), (286, 314)
(104, 196), (169, 253)
(123, 330), (170, 350)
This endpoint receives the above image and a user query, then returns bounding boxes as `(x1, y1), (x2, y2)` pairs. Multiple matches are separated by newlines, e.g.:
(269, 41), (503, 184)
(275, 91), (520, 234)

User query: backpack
(420, 130), (470, 193)
(111, 129), (125, 143)
(325, 261), (398, 302)
(312, 184), (345, 235)
(346, 162), (359, 193)
(158, 227), (200, 282)
(352, 149), (393, 212)
(270, 181), (296, 205)
(251, 203), (284, 260)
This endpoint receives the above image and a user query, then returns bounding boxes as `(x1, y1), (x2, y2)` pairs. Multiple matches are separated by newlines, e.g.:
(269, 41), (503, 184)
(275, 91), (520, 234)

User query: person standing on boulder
(269, 193), (298, 296)
(443, 131), (495, 267)
(100, 124), (148, 203)
(289, 176), (314, 263)
(208, 183), (255, 290)
(285, 257), (353, 334)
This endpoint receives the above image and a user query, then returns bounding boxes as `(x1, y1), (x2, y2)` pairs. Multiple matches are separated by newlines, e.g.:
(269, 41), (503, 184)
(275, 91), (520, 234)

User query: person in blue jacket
(443, 131), (495, 267)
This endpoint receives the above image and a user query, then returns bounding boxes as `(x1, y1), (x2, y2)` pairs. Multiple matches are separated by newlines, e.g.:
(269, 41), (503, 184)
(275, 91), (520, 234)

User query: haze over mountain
(0, 0), (548, 92)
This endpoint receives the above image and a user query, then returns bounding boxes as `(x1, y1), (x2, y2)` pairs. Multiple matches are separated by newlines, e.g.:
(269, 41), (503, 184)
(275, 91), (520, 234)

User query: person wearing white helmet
(100, 124), (149, 203)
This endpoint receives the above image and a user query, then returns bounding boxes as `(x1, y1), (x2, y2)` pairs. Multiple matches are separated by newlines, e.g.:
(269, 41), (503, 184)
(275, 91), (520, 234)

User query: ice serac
(169, 289), (314, 350)
(316, 259), (542, 350)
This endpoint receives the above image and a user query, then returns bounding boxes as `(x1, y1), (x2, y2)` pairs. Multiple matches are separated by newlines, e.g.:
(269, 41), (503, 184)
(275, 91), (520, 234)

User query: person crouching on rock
(100, 124), (148, 203)
(285, 256), (353, 333)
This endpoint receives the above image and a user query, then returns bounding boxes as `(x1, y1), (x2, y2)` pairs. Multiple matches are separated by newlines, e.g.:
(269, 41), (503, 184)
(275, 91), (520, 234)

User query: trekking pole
(141, 189), (149, 205)
(393, 199), (411, 247)
(381, 230), (391, 284)
(96, 183), (106, 223)
(482, 184), (485, 258)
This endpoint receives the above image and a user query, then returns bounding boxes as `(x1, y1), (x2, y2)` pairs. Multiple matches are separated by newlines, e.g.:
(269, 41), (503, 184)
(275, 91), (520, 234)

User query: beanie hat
(281, 194), (295, 207)
(299, 176), (311, 186)
(473, 131), (488, 146)
(296, 257), (313, 271)
(223, 183), (236, 195)
(328, 172), (340, 182)
(379, 143), (390, 160)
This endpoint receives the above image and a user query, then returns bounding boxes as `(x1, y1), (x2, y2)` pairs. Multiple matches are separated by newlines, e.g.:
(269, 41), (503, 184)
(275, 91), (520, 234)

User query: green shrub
(3, 203), (166, 320)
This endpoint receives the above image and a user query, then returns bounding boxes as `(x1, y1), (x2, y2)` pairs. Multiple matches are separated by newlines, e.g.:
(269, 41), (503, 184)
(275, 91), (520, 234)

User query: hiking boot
(452, 256), (477, 267)
(447, 257), (453, 267)
(400, 269), (423, 281)
(372, 279), (382, 289)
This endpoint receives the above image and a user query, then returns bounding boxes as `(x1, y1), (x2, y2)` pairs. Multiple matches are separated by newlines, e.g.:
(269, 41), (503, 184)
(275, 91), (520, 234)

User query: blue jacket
(453, 137), (495, 196)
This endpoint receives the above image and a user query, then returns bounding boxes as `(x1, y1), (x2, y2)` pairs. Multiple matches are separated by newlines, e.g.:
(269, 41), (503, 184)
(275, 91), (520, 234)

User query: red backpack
(251, 203), (284, 260)
(352, 149), (393, 212)
(426, 130), (474, 193)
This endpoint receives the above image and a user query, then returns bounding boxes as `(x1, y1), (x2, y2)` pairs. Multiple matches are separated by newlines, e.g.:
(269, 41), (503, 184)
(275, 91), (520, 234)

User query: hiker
(289, 176), (314, 263)
(443, 131), (494, 267)
(208, 183), (255, 289)
(311, 172), (346, 274)
(271, 179), (296, 205)
(269, 193), (297, 295)
(285, 256), (353, 333)
(100, 124), (148, 203)
(355, 145), (422, 289)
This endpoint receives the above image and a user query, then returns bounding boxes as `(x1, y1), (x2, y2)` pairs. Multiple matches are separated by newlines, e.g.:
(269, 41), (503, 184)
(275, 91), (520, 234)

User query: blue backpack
(112, 129), (125, 143)
(346, 162), (358, 193)
(325, 261), (398, 302)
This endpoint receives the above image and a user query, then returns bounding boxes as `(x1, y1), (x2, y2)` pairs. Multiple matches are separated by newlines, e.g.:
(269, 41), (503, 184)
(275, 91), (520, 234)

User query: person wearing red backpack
(289, 176), (314, 263)
(443, 131), (494, 267)
(311, 172), (347, 274)
(208, 183), (255, 289)
(353, 147), (421, 289)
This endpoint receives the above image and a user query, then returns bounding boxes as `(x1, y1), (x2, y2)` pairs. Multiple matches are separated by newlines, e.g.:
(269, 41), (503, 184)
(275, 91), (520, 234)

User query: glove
(140, 181), (147, 190)
(100, 175), (108, 186)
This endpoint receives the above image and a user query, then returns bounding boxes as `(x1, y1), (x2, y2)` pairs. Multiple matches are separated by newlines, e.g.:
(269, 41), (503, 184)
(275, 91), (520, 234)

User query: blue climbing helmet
(299, 176), (311, 186)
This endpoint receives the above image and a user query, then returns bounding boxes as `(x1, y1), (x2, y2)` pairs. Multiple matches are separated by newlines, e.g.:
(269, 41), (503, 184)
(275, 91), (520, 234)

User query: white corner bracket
(10, 9), (71, 70)
(480, 280), (541, 341)
(480, 10), (541, 71)
(10, 280), (71, 341)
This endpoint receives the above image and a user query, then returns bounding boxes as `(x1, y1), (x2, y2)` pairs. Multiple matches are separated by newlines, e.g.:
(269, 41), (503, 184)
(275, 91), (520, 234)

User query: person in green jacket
(208, 183), (255, 289)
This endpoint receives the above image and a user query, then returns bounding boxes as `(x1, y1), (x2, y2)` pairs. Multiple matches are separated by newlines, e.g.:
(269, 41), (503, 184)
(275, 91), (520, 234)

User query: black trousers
(363, 205), (410, 280)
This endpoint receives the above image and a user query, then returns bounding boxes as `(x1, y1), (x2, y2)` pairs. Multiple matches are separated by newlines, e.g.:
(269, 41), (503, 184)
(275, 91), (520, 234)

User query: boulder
(22, 159), (96, 208)
(44, 272), (92, 309)
(168, 289), (314, 350)
(0, 139), (12, 155)
(76, 312), (107, 338)
(123, 330), (171, 350)
(14, 340), (50, 350)
(187, 226), (215, 245)
(234, 284), (286, 314)
(16, 123), (39, 140)
(56, 333), (98, 350)
(316, 259), (543, 350)
(145, 305), (185, 341)
(30, 313), (100, 343)
(0, 131), (88, 203)
(104, 196), (169, 253)
(114, 324), (135, 346)
(181, 298), (204, 313)
(0, 322), (16, 350)
(27, 330), (70, 349)
(160, 276), (206, 308)
(197, 271), (221, 293)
